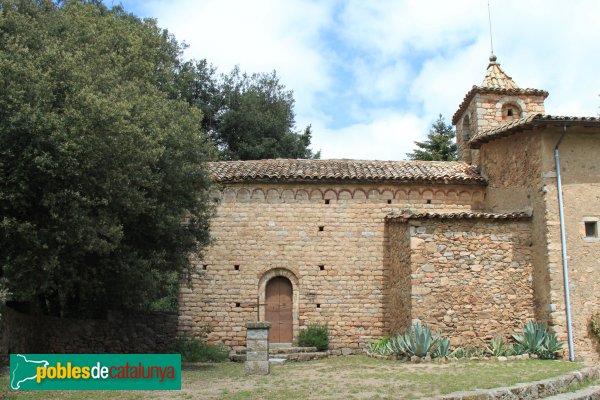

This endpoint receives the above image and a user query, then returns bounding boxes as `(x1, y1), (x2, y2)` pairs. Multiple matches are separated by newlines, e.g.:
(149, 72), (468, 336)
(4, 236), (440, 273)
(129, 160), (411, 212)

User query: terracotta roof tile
(386, 211), (532, 222)
(208, 159), (486, 185)
(481, 60), (519, 90)
(470, 114), (600, 148)
(452, 57), (548, 124)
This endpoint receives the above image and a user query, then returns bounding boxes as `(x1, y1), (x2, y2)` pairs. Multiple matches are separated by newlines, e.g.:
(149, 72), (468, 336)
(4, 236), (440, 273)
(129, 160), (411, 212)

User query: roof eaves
(385, 211), (532, 222)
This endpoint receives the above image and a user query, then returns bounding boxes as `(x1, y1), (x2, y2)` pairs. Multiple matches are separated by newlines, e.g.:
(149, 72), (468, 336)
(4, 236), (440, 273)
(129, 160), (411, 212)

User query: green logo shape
(10, 354), (181, 390)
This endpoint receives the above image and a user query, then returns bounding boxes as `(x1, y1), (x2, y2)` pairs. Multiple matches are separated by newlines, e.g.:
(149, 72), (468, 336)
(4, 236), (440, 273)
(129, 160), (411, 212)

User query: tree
(407, 115), (458, 161)
(0, 0), (214, 317)
(177, 64), (320, 160)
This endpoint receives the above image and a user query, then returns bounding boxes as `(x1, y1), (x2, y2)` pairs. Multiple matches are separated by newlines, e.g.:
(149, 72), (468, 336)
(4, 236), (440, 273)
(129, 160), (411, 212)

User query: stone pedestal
(245, 321), (271, 375)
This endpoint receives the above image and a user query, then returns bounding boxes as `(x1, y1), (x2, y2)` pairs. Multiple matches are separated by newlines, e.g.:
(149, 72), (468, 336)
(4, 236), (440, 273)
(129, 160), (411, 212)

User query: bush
(487, 337), (513, 357)
(367, 336), (392, 356)
(591, 313), (600, 341)
(297, 324), (329, 351)
(171, 336), (228, 363)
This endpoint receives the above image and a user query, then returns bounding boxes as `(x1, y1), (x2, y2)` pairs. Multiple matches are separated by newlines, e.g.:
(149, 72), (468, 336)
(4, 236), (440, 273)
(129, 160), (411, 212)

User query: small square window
(316, 304), (321, 308)
(235, 303), (241, 308)
(387, 199), (392, 204)
(319, 265), (325, 271)
(318, 226), (324, 232)
(507, 108), (513, 116)
(234, 265), (240, 270)
(585, 221), (598, 238)
(324, 199), (330, 205)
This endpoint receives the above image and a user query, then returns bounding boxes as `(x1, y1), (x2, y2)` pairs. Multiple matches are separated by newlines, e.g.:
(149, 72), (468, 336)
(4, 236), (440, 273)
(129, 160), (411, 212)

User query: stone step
(281, 352), (328, 362)
(542, 385), (600, 400)
(269, 357), (287, 365)
(269, 346), (318, 355)
(234, 350), (328, 363)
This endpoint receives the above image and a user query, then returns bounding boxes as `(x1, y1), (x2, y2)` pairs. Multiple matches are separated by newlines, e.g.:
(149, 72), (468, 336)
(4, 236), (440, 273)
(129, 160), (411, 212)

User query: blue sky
(104, 0), (600, 160)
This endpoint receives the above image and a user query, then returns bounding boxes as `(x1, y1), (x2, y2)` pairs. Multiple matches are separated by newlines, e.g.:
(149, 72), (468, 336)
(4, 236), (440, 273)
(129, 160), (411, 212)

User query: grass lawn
(0, 356), (586, 399)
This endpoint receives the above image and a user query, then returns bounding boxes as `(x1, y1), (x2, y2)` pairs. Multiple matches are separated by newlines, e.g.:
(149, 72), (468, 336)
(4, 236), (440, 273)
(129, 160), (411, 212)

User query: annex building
(179, 56), (600, 360)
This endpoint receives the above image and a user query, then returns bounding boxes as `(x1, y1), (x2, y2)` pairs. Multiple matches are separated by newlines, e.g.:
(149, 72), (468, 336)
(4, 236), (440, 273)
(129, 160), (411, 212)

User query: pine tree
(407, 115), (458, 161)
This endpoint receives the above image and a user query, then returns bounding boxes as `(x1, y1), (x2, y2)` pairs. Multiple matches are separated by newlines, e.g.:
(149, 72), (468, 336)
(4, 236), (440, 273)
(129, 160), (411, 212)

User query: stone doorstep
(269, 346), (318, 355)
(233, 350), (328, 363)
(435, 366), (600, 400)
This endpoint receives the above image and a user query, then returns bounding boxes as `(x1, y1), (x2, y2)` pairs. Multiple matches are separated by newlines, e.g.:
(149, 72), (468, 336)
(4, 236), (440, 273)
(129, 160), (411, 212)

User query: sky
(105, 0), (600, 160)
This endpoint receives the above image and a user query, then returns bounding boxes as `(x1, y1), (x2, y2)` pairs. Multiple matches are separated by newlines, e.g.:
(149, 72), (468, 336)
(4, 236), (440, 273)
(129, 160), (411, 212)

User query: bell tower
(452, 54), (548, 165)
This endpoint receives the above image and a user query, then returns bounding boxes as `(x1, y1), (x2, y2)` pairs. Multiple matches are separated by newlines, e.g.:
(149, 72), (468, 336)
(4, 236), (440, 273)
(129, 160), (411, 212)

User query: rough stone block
(245, 361), (269, 375)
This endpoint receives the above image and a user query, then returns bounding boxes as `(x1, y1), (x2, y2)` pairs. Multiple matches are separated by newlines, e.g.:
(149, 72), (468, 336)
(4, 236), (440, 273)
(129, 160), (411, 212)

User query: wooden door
(265, 277), (293, 343)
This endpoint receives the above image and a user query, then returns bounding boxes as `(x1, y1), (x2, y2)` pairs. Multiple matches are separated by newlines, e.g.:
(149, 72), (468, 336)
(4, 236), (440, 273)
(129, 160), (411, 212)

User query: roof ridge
(208, 159), (486, 185)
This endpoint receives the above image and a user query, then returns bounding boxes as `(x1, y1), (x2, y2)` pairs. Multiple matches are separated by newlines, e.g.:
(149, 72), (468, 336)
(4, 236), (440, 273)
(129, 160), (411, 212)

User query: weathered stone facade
(179, 56), (600, 360)
(179, 182), (486, 354)
(388, 217), (534, 347)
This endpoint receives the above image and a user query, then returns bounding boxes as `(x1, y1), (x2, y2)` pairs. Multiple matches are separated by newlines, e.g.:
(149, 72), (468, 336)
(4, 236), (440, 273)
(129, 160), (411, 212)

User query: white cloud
(311, 113), (428, 160)
(130, 0), (600, 159)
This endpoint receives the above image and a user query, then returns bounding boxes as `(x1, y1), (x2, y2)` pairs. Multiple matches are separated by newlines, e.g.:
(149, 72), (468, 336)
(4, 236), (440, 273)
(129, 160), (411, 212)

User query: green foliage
(297, 324), (329, 351)
(591, 313), (600, 341)
(433, 337), (451, 358)
(538, 333), (564, 360)
(487, 337), (514, 357)
(171, 336), (228, 363)
(0, 0), (214, 317)
(385, 322), (450, 359)
(177, 63), (319, 160)
(449, 345), (486, 359)
(149, 272), (180, 312)
(406, 114), (458, 161)
(512, 320), (548, 355)
(512, 320), (564, 359)
(367, 336), (392, 356)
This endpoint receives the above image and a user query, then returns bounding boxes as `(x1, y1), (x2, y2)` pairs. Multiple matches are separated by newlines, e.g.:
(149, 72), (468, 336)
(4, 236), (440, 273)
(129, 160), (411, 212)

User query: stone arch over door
(258, 268), (300, 343)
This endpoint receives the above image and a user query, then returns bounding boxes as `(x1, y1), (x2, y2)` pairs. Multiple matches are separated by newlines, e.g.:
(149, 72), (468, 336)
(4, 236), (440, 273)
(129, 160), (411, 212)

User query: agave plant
(432, 337), (451, 358)
(400, 322), (440, 357)
(367, 337), (392, 356)
(487, 336), (512, 357)
(385, 334), (407, 356)
(537, 333), (564, 359)
(512, 320), (547, 355)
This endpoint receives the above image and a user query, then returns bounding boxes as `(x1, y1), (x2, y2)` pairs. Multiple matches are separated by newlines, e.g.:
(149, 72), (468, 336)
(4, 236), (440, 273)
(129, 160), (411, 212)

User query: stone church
(179, 55), (600, 360)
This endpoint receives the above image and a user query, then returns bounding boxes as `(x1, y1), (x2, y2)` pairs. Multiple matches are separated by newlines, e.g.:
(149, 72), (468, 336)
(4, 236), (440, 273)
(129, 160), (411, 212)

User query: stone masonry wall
(479, 131), (552, 328)
(0, 306), (178, 355)
(179, 182), (486, 354)
(386, 223), (411, 334)
(540, 129), (600, 361)
(456, 92), (546, 165)
(392, 218), (535, 347)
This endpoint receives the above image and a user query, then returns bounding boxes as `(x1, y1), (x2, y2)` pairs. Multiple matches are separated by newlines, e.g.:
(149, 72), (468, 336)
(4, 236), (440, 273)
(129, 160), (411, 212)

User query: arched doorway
(265, 276), (293, 344)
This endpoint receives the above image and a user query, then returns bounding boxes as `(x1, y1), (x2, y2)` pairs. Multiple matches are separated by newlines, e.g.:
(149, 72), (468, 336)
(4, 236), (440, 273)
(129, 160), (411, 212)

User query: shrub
(171, 336), (228, 363)
(367, 336), (392, 356)
(591, 313), (600, 341)
(487, 337), (513, 357)
(298, 324), (329, 351)
(449, 345), (486, 359)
